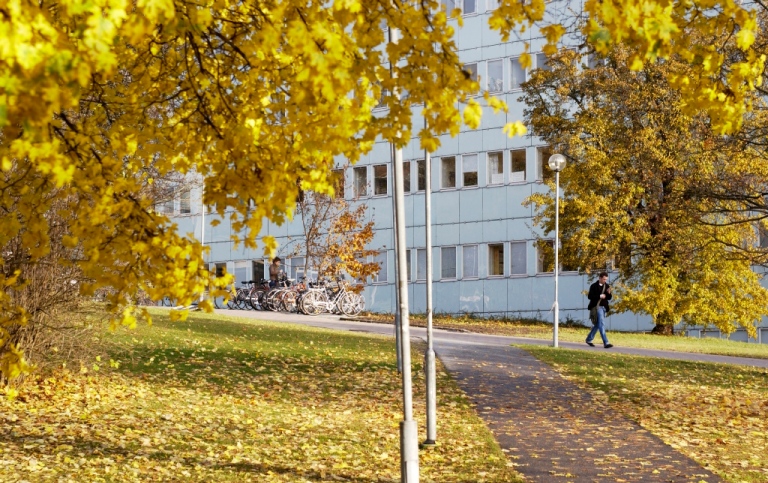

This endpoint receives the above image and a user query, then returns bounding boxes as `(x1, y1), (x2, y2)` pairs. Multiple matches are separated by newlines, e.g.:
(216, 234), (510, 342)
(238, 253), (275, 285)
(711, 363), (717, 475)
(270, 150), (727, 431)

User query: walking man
(586, 272), (613, 348)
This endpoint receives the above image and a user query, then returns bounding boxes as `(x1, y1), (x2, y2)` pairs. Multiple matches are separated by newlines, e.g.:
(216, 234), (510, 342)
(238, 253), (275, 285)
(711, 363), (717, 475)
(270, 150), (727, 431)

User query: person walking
(269, 257), (283, 288)
(586, 272), (613, 348)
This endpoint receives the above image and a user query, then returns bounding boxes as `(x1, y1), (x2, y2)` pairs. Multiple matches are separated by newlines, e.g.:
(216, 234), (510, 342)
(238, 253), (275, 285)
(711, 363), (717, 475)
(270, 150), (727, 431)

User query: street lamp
(548, 153), (566, 348)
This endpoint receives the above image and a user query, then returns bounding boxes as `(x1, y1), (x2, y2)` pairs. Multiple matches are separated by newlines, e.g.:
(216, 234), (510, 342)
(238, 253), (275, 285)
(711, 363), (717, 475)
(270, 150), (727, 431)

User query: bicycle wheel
(248, 289), (265, 310)
(281, 290), (298, 313)
(300, 290), (327, 316)
(340, 292), (364, 316)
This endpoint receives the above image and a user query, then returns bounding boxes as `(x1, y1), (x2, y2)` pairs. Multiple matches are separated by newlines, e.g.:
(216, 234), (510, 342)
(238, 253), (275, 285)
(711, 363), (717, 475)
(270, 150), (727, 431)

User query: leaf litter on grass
(1, 310), (521, 482)
(524, 346), (768, 483)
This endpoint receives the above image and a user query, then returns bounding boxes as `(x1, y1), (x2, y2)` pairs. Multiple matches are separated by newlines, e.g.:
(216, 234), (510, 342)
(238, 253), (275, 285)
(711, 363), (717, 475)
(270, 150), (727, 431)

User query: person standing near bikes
(269, 257), (283, 288)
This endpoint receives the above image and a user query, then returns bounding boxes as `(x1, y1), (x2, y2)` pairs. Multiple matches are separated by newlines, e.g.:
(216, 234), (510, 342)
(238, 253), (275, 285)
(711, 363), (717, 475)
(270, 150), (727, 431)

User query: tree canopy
(1, 0), (766, 378)
(522, 38), (768, 334)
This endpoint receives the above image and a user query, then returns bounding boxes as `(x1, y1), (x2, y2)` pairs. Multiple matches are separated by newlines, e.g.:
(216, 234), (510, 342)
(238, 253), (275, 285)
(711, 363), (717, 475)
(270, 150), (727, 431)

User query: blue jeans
(587, 306), (610, 345)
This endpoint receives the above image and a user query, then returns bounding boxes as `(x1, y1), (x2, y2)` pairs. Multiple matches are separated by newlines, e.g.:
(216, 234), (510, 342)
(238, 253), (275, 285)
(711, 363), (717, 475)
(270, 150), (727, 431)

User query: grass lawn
(523, 345), (768, 483)
(0, 310), (522, 483)
(359, 313), (768, 359)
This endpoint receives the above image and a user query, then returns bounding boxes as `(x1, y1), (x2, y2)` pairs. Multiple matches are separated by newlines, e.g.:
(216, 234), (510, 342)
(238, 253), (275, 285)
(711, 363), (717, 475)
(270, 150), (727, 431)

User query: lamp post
(548, 153), (566, 348)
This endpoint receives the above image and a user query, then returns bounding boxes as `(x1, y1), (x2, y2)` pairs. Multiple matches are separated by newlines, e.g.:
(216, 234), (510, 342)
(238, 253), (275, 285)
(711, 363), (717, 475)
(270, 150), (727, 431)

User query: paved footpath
(213, 309), (768, 482)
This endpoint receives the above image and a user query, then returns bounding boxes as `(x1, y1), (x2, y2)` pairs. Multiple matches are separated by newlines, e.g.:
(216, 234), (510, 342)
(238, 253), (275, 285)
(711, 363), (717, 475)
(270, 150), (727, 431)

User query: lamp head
(548, 153), (567, 172)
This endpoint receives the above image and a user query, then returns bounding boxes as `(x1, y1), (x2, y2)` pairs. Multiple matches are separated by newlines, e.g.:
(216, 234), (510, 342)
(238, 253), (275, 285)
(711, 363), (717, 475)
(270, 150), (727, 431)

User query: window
(488, 244), (504, 276)
(488, 151), (503, 185)
(406, 249), (412, 281)
(214, 263), (227, 278)
(441, 247), (457, 279)
(536, 53), (552, 72)
(157, 197), (174, 214)
(463, 0), (476, 14)
(179, 189), (191, 214)
(537, 146), (553, 182)
(441, 156), (456, 189)
(417, 159), (427, 191)
(511, 149), (526, 182)
(487, 59), (504, 93)
(760, 223), (768, 248)
(462, 154), (478, 187)
(403, 161), (411, 193)
(253, 260), (266, 282)
(510, 241), (527, 275)
(289, 257), (305, 280)
(463, 245), (478, 278)
(417, 248), (427, 281)
(374, 164), (387, 196)
(537, 240), (555, 273)
(510, 57), (526, 89)
(464, 63), (478, 83)
(354, 166), (368, 197)
(374, 251), (388, 283)
(332, 169), (345, 199)
(440, 0), (456, 11)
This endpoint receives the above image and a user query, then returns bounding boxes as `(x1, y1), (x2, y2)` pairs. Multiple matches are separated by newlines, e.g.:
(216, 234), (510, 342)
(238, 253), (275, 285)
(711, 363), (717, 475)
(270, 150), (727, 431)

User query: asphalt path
(210, 309), (768, 482)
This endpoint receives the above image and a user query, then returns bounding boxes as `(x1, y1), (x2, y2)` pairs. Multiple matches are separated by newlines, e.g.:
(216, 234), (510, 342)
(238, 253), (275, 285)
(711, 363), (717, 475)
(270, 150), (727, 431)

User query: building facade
(168, 1), (768, 343)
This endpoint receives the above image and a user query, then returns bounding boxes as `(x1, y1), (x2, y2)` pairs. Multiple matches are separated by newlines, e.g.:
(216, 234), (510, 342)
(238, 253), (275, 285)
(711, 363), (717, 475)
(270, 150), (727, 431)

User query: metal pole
(391, 145), (403, 373)
(423, 119), (437, 445)
(200, 183), (206, 304)
(553, 170), (559, 348)
(389, 24), (419, 483)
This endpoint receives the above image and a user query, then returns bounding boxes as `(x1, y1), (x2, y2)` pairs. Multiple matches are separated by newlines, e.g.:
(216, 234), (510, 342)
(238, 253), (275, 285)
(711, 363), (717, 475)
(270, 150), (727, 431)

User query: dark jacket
(587, 281), (612, 311)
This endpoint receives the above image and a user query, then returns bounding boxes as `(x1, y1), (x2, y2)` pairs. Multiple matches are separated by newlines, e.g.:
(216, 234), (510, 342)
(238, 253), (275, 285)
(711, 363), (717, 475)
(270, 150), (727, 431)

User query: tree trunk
(651, 311), (675, 335)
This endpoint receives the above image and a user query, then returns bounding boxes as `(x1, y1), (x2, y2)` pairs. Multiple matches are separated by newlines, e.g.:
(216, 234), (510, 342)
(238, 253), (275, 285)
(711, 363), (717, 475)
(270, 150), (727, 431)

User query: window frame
(403, 160), (412, 194)
(461, 153), (479, 188)
(510, 240), (527, 276)
(462, 244), (479, 279)
(537, 146), (554, 182)
(488, 243), (505, 277)
(486, 58), (504, 93)
(417, 159), (427, 191)
(510, 148), (526, 183)
(416, 248), (428, 281)
(510, 56), (526, 90)
(353, 165), (368, 198)
(372, 251), (388, 284)
(373, 164), (388, 197)
(441, 156), (457, 190)
(462, 0), (478, 16)
(487, 151), (504, 185)
(537, 240), (555, 274)
(440, 246), (457, 280)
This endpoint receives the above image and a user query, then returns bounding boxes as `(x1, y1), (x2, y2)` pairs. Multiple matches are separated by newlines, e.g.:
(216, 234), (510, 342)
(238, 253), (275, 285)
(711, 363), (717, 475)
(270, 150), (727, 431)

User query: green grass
(522, 345), (768, 483)
(360, 312), (768, 359)
(0, 309), (522, 483)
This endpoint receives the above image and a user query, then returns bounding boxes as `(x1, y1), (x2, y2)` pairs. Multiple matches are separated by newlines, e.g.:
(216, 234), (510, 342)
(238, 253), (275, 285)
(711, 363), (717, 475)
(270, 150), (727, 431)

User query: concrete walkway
(211, 309), (766, 481)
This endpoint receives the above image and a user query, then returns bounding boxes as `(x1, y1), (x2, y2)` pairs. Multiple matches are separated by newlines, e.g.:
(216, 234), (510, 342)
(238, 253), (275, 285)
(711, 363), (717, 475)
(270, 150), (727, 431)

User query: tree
(1, 0), (766, 379)
(292, 181), (381, 284)
(522, 43), (768, 335)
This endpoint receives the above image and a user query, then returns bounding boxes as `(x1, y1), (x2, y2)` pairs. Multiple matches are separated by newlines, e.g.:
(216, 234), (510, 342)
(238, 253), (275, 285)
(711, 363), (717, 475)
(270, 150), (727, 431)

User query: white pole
(391, 145), (403, 373)
(389, 24), (419, 483)
(553, 170), (559, 348)
(424, 119), (437, 445)
(200, 183), (206, 304)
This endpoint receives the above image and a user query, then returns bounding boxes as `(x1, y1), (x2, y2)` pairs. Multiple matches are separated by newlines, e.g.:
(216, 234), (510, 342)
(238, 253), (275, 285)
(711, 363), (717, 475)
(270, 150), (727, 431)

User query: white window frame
(486, 58), (504, 93)
(488, 243), (505, 277)
(462, 0), (477, 15)
(510, 148), (526, 183)
(372, 251), (388, 283)
(537, 146), (553, 182)
(462, 244), (479, 279)
(487, 151), (504, 185)
(464, 62), (479, 85)
(416, 248), (428, 281)
(403, 160), (412, 194)
(405, 249), (412, 282)
(353, 166), (368, 198)
(441, 156), (457, 189)
(537, 240), (555, 274)
(510, 241), (527, 276)
(535, 52), (552, 72)
(417, 159), (427, 192)
(373, 164), (388, 197)
(510, 56), (526, 90)
(461, 153), (479, 188)
(440, 246), (457, 280)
